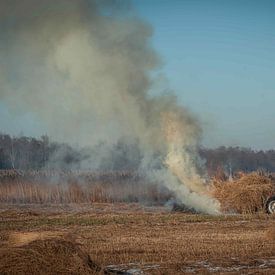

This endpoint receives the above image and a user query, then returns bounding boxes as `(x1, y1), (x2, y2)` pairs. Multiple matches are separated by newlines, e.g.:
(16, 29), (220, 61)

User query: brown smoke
(0, 0), (220, 214)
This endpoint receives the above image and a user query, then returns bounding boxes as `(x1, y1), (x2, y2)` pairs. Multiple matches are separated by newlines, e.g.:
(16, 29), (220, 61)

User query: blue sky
(135, 0), (275, 149)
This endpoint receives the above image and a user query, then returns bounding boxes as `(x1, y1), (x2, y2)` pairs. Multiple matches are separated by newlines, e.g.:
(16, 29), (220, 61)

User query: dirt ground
(0, 203), (274, 274)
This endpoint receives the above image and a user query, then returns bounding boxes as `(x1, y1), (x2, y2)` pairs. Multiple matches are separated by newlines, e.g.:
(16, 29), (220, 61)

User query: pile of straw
(0, 238), (100, 274)
(213, 172), (275, 214)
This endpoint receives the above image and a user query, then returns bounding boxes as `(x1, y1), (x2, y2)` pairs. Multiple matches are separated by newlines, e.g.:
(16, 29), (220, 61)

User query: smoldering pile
(213, 172), (275, 214)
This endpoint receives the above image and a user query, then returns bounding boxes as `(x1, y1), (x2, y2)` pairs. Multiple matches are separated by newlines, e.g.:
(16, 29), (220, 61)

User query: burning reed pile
(213, 172), (275, 214)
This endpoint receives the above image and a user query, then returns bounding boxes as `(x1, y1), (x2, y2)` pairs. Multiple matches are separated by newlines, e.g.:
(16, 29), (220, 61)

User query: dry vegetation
(0, 170), (171, 204)
(1, 170), (274, 215)
(213, 172), (275, 214)
(0, 204), (274, 274)
(0, 237), (99, 274)
(1, 170), (275, 274)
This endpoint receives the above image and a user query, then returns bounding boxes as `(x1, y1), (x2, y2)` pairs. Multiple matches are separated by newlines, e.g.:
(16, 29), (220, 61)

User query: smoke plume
(0, 0), (220, 214)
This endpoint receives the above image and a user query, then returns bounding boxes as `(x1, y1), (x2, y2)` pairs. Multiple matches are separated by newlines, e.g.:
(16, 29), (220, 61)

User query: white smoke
(0, 0), (220, 214)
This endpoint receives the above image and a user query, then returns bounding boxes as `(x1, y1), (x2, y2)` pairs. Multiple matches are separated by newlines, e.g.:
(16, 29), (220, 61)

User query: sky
(135, 0), (275, 150)
(0, 0), (274, 150)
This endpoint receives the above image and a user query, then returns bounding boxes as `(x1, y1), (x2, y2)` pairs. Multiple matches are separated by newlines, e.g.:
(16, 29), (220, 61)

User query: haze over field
(0, 2), (275, 274)
(1, 0), (274, 214)
(0, 0), (220, 214)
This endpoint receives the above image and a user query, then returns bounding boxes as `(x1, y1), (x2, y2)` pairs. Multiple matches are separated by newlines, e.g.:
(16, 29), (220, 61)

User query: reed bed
(0, 170), (172, 204)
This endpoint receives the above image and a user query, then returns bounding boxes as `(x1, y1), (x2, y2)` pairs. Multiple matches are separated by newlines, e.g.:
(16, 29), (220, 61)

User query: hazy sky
(135, 0), (275, 149)
(0, 0), (274, 150)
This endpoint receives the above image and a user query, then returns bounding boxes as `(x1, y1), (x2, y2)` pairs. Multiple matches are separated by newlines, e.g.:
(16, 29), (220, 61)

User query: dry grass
(1, 170), (275, 273)
(2, 170), (275, 215)
(0, 170), (172, 204)
(213, 172), (275, 214)
(8, 231), (64, 246)
(0, 204), (274, 274)
(0, 237), (100, 274)
(265, 227), (275, 241)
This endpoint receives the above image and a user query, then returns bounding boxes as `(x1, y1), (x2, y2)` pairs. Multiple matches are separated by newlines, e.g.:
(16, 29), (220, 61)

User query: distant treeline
(0, 133), (275, 174)
(199, 147), (275, 175)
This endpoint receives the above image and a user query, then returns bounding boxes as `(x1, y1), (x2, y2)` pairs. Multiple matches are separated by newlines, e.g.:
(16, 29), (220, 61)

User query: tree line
(199, 147), (275, 176)
(0, 133), (275, 174)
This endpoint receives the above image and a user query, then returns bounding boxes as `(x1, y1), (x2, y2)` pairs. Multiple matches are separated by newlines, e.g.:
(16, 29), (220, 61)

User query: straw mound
(0, 238), (100, 275)
(213, 173), (275, 214)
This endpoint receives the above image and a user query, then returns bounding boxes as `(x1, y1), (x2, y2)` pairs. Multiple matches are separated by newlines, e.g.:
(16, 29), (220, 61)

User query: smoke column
(0, 0), (220, 214)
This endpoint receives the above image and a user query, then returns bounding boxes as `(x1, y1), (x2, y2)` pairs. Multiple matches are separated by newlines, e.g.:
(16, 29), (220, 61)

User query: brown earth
(0, 203), (275, 274)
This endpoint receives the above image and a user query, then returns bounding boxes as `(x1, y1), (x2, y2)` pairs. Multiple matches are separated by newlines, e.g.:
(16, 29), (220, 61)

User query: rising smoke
(0, 0), (220, 214)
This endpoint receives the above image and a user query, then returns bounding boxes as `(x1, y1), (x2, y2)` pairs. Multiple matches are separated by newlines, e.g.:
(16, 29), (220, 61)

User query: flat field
(0, 203), (274, 274)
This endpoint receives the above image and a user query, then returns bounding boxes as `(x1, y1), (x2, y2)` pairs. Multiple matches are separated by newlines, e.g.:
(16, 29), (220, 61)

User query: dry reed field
(0, 170), (172, 204)
(1, 171), (275, 274)
(0, 203), (275, 274)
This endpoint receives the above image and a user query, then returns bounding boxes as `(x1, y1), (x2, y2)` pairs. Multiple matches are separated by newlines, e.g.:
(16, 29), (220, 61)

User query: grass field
(0, 203), (274, 274)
